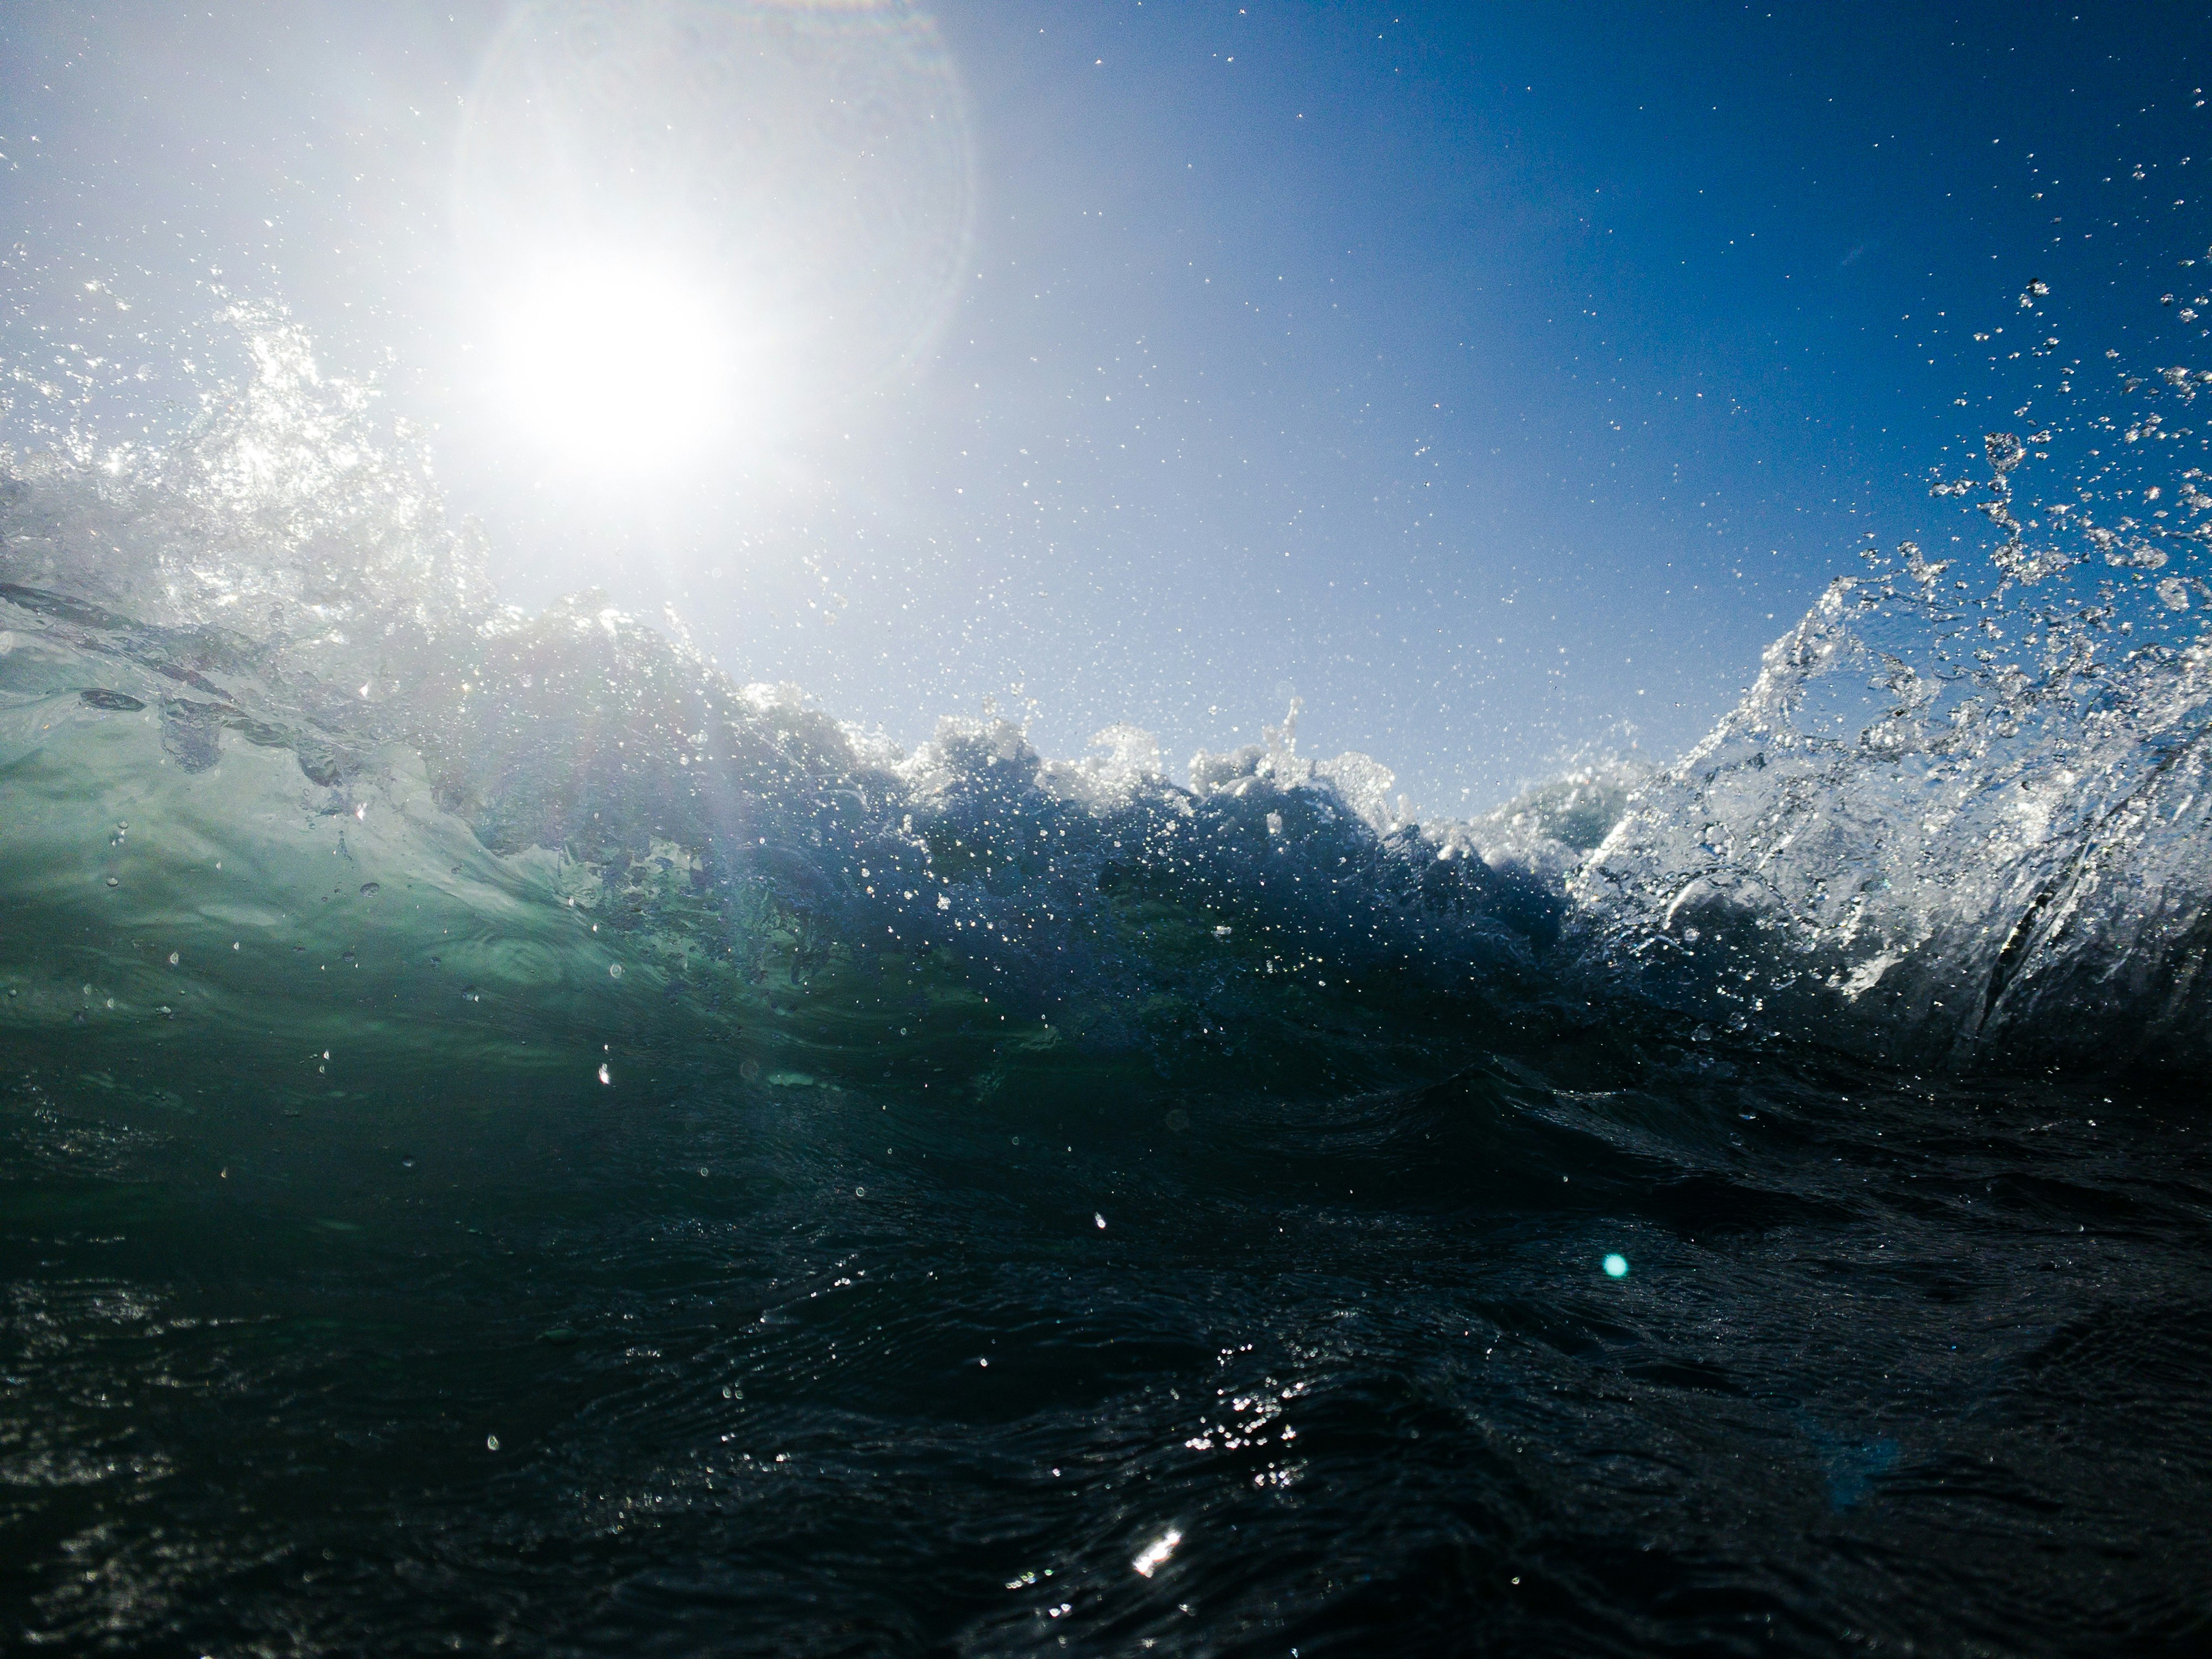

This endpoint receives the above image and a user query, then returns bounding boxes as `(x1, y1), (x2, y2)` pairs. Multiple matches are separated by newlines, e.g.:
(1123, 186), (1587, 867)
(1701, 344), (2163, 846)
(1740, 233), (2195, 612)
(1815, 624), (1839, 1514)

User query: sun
(491, 257), (732, 472)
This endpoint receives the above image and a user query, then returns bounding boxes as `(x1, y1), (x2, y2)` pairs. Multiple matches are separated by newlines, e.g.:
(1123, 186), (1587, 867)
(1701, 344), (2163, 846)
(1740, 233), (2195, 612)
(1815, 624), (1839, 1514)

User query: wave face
(5, 310), (2212, 1656)
(6, 312), (2209, 1080)
(1, 314), (1588, 1099)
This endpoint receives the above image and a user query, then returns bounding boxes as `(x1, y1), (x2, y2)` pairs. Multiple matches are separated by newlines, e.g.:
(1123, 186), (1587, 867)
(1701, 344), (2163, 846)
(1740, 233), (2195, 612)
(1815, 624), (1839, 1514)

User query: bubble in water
(485, 1435), (500, 1452)
(608, 963), (624, 979)
(359, 881), (380, 897)
(598, 1062), (612, 1086)
(167, 952), (179, 966)
(1094, 1213), (1107, 1230)
(1603, 1254), (1630, 1279)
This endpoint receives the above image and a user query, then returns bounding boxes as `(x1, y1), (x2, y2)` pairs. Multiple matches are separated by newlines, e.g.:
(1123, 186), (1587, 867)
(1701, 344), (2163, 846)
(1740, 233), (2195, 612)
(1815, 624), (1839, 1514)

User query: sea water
(2, 308), (2209, 1655)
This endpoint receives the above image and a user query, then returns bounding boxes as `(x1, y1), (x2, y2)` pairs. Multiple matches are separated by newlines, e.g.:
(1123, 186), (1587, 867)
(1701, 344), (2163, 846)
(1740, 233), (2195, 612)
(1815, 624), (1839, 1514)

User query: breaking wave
(4, 300), (2210, 1081)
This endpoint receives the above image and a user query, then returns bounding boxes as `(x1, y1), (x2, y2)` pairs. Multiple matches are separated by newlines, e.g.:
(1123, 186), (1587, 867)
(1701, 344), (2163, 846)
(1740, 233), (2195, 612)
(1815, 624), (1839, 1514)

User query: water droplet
(854, 1186), (867, 1198)
(608, 962), (624, 979)
(167, 951), (179, 966)
(1603, 1254), (1630, 1279)
(359, 881), (380, 897)
(1094, 1212), (1107, 1230)
(485, 1434), (500, 1452)
(104, 875), (119, 888)
(597, 1062), (612, 1086)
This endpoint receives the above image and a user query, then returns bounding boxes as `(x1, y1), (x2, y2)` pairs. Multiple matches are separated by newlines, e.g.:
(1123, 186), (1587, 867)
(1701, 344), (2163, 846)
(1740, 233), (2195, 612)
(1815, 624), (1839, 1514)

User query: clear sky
(3, 2), (2208, 809)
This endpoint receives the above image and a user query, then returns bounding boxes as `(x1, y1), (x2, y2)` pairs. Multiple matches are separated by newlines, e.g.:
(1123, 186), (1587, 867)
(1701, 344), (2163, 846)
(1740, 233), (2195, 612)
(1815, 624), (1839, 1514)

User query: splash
(1576, 283), (2212, 1073)
(4, 298), (2210, 1081)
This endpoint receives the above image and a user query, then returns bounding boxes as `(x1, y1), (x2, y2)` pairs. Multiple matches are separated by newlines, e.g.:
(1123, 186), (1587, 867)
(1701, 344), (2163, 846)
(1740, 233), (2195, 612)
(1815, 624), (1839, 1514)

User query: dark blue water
(6, 1021), (2209, 1656)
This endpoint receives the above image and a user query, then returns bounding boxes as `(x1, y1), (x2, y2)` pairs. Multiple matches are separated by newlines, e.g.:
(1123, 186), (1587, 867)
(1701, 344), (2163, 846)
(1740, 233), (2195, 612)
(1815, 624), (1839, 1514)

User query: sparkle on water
(1131, 1527), (1182, 1579)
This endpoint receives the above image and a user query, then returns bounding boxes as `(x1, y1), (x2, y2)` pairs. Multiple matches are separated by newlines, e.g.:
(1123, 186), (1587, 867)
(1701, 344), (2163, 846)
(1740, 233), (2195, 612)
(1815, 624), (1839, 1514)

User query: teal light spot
(1602, 1253), (1630, 1279)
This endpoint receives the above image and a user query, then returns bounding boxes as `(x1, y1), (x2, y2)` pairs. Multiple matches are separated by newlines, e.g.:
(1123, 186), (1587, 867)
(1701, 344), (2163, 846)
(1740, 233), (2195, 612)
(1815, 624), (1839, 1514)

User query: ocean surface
(3, 310), (2210, 1655)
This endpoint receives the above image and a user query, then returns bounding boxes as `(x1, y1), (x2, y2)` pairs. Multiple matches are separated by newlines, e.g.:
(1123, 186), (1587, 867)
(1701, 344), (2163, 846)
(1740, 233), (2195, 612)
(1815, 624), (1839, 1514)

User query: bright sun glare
(493, 258), (730, 472)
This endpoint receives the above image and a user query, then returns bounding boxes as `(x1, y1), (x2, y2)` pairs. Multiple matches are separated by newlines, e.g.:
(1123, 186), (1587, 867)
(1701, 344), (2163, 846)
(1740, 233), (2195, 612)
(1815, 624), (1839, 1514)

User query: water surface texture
(3, 315), (2210, 1655)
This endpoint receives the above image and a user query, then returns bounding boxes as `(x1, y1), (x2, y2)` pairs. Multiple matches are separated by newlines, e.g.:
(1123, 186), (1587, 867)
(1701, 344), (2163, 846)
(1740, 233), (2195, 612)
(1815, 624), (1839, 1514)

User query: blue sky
(4, 1), (2208, 807)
